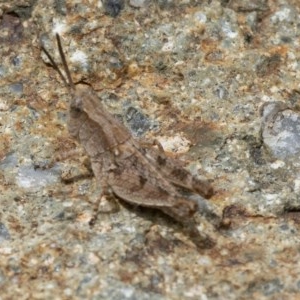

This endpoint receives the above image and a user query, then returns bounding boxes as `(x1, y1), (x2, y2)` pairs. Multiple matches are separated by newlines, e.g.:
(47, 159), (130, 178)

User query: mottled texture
(1, 0), (300, 299)
(261, 102), (300, 159)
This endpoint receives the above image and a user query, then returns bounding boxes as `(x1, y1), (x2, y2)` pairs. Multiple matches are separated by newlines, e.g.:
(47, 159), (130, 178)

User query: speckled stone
(1, 0), (300, 299)
(261, 102), (300, 159)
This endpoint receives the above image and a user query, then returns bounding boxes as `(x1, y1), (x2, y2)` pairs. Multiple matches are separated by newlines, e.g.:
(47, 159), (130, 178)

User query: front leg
(88, 181), (119, 226)
(88, 159), (120, 226)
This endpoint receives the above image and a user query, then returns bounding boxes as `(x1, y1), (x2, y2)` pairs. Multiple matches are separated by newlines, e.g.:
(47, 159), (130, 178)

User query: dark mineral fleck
(103, 0), (125, 17)
(0, 223), (10, 242)
(125, 107), (151, 136)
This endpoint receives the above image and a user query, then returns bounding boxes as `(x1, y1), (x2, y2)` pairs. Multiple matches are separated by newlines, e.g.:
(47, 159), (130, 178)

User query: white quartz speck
(194, 12), (207, 23)
(157, 134), (191, 153)
(70, 50), (89, 70)
(162, 40), (174, 52)
(121, 287), (135, 298)
(16, 165), (59, 190)
(294, 178), (300, 193)
(271, 7), (291, 23)
(270, 160), (285, 169)
(52, 18), (67, 35)
(222, 22), (238, 39)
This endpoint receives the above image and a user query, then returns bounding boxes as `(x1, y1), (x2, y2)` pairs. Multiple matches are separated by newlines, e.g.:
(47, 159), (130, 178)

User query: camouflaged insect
(42, 34), (215, 247)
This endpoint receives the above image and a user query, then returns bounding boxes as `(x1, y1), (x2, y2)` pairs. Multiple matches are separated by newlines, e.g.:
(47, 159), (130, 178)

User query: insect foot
(41, 34), (217, 248)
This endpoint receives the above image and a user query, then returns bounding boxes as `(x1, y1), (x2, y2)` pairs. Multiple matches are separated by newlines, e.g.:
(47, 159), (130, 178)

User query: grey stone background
(1, 0), (300, 299)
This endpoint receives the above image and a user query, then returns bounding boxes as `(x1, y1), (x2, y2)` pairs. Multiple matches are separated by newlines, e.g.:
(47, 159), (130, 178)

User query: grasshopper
(42, 34), (215, 247)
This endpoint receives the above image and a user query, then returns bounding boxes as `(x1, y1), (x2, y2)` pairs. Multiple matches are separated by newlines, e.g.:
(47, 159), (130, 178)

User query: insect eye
(70, 101), (83, 115)
(70, 96), (83, 113)
(71, 106), (82, 113)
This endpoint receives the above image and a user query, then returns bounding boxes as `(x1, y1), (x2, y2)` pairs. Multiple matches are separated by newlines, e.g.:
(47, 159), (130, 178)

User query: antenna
(41, 34), (75, 91)
(55, 34), (75, 91)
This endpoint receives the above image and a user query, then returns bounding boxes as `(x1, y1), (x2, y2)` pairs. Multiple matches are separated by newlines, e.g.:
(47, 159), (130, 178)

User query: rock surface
(1, 0), (300, 299)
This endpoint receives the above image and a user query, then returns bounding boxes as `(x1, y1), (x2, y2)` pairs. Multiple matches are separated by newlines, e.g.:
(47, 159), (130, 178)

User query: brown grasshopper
(42, 34), (215, 246)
